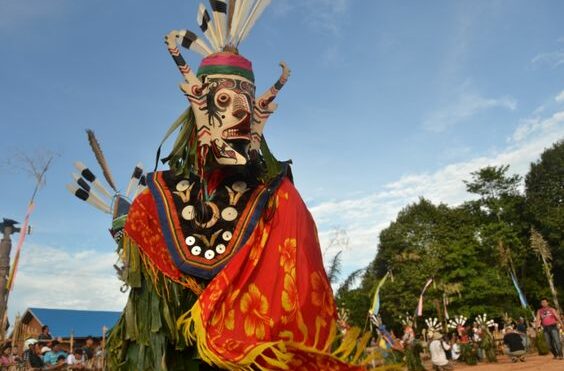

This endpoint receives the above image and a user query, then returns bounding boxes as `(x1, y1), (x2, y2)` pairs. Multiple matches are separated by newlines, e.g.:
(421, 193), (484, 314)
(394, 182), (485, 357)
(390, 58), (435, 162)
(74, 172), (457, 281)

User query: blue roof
(27, 308), (121, 338)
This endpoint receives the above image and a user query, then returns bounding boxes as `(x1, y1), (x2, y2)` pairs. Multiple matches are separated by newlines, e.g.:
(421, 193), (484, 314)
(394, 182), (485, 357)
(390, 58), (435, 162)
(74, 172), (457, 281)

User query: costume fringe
(177, 302), (292, 370)
(177, 301), (377, 370)
(122, 235), (204, 296)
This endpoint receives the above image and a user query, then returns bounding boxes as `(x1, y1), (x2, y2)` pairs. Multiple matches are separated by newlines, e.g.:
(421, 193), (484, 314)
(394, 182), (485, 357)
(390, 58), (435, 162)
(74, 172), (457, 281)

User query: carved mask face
(200, 74), (255, 166)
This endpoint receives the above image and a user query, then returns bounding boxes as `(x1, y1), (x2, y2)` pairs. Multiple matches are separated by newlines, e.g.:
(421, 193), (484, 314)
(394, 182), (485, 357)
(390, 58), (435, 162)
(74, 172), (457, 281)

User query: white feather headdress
(185, 0), (271, 56)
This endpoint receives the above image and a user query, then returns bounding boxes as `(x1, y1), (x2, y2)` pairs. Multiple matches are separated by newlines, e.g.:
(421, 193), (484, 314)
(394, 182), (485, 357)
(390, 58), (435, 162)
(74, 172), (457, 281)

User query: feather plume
(71, 174), (112, 210)
(125, 163), (143, 198)
(227, 0), (236, 32)
(178, 30), (213, 56)
(210, 0), (227, 48)
(198, 3), (221, 51)
(236, 0), (271, 44)
(73, 161), (114, 200)
(86, 129), (118, 192)
(72, 172), (92, 193)
(228, 0), (250, 43)
(66, 183), (111, 214)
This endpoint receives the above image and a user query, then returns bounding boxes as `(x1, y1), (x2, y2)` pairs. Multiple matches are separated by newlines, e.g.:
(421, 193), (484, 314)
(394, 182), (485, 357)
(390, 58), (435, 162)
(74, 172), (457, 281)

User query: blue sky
(1, 0), (563, 321)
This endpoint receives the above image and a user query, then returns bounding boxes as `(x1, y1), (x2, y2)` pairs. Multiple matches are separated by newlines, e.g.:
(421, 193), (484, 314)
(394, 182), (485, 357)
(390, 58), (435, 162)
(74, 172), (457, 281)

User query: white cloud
(316, 107), (564, 278)
(511, 112), (564, 142)
(556, 90), (564, 104)
(532, 51), (564, 69)
(8, 243), (126, 321)
(423, 85), (517, 132)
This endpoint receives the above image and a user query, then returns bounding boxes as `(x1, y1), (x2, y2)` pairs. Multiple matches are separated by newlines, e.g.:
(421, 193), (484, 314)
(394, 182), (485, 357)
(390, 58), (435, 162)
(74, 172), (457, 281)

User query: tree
(463, 165), (538, 312)
(525, 140), (564, 292)
(530, 228), (561, 313)
(335, 144), (563, 330)
(357, 199), (518, 329)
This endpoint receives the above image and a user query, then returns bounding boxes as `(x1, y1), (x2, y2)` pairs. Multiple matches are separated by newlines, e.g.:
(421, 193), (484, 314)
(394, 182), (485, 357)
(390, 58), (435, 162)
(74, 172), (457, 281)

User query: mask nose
(232, 94), (250, 119)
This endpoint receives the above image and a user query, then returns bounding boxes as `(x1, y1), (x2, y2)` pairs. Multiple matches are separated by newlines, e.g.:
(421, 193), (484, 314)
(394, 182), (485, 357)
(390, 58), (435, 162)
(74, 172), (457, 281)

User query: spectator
(516, 317), (527, 333)
(28, 343), (45, 370)
(11, 344), (20, 361)
(22, 338), (38, 365)
(43, 340), (67, 366)
(82, 336), (95, 360)
(0, 345), (13, 368)
(503, 327), (526, 362)
(38, 325), (53, 340)
(450, 334), (461, 361)
(56, 354), (66, 367)
(67, 348), (86, 369)
(41, 345), (52, 357)
(536, 298), (563, 360)
(429, 332), (453, 371)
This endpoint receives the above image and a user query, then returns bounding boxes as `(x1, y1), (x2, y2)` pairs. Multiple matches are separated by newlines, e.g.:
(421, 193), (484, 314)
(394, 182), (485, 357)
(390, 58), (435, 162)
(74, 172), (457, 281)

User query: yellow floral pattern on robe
(177, 179), (368, 370)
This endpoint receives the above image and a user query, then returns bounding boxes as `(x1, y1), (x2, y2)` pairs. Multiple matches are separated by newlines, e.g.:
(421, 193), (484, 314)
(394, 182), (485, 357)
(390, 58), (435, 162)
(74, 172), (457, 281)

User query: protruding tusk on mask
(250, 62), (291, 152)
(256, 61), (291, 110)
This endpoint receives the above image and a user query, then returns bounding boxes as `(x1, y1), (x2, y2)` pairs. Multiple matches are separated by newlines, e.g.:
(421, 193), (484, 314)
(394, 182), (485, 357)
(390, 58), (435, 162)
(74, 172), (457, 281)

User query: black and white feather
(178, 30), (214, 57)
(184, 0), (271, 55)
(67, 161), (146, 217)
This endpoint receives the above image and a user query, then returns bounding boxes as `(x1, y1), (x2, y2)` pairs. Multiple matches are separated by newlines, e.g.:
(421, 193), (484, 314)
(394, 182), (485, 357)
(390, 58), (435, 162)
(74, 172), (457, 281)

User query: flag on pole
(416, 278), (433, 317)
(6, 202), (35, 291)
(510, 271), (529, 309)
(369, 271), (389, 317)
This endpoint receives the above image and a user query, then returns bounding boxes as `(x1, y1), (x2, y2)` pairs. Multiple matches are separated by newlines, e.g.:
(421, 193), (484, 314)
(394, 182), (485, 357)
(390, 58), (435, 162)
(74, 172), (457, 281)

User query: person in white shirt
(450, 334), (461, 361)
(429, 332), (453, 371)
(66, 348), (86, 370)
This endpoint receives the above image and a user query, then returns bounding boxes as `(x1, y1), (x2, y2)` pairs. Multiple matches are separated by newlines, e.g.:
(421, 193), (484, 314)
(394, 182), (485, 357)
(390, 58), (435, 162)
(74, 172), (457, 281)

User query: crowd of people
(371, 299), (563, 370)
(0, 326), (104, 371)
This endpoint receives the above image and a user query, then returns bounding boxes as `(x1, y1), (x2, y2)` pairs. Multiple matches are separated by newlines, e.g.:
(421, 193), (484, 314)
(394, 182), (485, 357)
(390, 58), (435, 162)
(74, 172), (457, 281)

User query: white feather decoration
(197, 3), (221, 51)
(236, 0), (271, 44)
(210, 0), (228, 48)
(229, 0), (251, 43)
(178, 30), (214, 56)
(66, 183), (111, 214)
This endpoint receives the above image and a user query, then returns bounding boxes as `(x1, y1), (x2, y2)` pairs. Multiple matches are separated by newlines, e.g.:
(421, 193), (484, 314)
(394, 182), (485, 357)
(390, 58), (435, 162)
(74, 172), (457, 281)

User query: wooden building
(10, 307), (120, 352)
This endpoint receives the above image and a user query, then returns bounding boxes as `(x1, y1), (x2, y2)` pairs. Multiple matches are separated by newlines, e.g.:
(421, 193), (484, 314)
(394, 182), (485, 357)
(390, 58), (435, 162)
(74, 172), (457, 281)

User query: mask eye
(216, 92), (231, 107)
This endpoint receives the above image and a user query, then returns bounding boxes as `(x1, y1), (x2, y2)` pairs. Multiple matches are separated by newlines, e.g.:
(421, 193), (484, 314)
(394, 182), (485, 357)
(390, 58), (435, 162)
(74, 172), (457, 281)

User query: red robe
(124, 177), (367, 370)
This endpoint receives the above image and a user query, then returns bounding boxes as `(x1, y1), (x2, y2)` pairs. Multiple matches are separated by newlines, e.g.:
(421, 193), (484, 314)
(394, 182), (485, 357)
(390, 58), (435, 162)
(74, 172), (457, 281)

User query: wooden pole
(0, 221), (19, 341)
(101, 325), (107, 370)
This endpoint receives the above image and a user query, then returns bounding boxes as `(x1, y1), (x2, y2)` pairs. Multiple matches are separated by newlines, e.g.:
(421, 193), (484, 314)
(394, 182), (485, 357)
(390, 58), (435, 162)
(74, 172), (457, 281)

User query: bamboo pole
(10, 314), (20, 349)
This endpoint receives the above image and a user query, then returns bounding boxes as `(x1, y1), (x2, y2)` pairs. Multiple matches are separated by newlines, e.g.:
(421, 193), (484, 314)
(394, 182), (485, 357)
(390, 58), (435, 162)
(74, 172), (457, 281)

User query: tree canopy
(335, 140), (564, 331)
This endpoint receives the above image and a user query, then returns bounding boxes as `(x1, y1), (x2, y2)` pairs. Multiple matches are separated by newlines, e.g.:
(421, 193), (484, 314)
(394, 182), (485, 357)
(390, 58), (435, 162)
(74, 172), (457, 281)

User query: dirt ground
(433, 353), (563, 370)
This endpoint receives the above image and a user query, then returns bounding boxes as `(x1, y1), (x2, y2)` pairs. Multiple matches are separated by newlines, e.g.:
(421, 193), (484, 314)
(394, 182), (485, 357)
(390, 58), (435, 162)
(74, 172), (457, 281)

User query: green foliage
(326, 251), (343, 286)
(465, 165), (521, 200)
(335, 268), (369, 329)
(535, 329), (550, 355)
(107, 241), (206, 370)
(336, 141), (564, 331)
(525, 140), (564, 293)
(460, 343), (478, 365)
